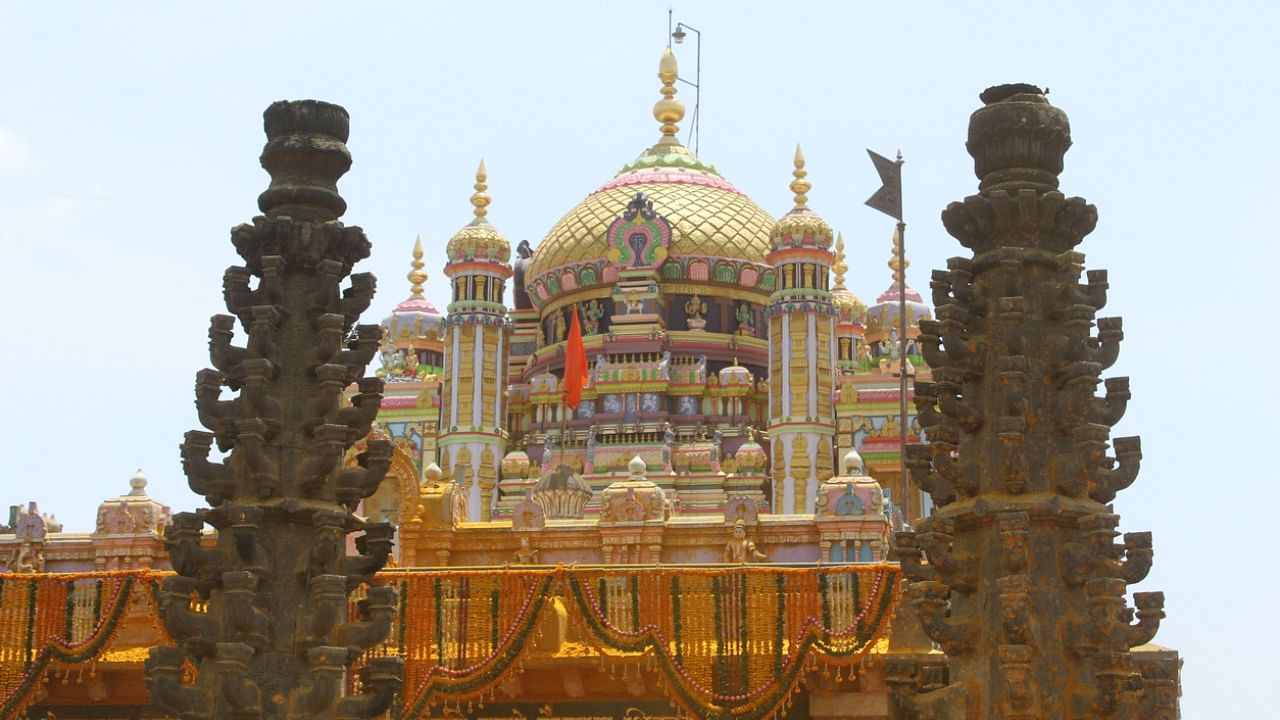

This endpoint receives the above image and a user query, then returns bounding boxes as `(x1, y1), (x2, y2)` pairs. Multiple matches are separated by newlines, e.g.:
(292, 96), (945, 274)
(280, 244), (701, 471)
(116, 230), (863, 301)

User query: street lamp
(669, 21), (701, 155)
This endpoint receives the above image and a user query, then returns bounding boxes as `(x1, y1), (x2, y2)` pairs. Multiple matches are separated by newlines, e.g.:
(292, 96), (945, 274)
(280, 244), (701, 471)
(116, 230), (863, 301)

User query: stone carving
(735, 302), (755, 335)
(724, 520), (765, 563)
(148, 101), (402, 720)
(513, 535), (539, 565)
(685, 294), (708, 330)
(510, 496), (546, 531)
(582, 299), (604, 334)
(530, 464), (593, 520)
(599, 457), (669, 525)
(888, 85), (1171, 720)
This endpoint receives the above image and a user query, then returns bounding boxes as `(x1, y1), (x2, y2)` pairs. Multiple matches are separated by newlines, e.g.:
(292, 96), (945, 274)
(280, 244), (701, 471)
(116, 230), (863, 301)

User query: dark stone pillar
(146, 100), (402, 720)
(887, 85), (1176, 720)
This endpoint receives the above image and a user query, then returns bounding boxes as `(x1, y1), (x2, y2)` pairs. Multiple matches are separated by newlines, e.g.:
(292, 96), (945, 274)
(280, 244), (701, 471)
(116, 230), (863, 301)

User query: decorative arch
(714, 262), (737, 283)
(344, 443), (420, 528)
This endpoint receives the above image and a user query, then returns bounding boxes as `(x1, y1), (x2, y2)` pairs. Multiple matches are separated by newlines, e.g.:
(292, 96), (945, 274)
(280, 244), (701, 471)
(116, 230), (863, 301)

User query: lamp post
(670, 20), (702, 155)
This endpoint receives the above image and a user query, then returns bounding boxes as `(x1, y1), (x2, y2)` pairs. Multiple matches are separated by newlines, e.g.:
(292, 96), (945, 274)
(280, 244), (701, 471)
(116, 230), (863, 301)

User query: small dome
(718, 360), (752, 386)
(95, 471), (172, 536)
(383, 237), (445, 346)
(865, 282), (932, 339)
(385, 296), (444, 342)
(829, 233), (866, 322)
(129, 468), (148, 495)
(866, 227), (931, 340)
(526, 50), (776, 308)
(501, 450), (532, 480)
(841, 449), (865, 475)
(424, 463), (445, 484)
(447, 221), (510, 264)
(446, 160), (511, 265)
(734, 436), (768, 474)
(628, 455), (648, 476)
(770, 146), (833, 253)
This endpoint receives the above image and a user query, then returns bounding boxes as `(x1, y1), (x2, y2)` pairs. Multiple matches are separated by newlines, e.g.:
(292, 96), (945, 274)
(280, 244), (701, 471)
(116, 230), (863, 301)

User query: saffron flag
(864, 148), (903, 221)
(563, 309), (589, 410)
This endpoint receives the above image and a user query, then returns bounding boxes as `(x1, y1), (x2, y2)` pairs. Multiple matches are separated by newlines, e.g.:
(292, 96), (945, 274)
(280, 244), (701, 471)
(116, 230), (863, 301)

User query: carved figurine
(685, 294), (708, 330)
(551, 310), (566, 343)
(513, 536), (538, 565)
(724, 520), (765, 563)
(735, 302), (755, 335)
(582, 299), (604, 334)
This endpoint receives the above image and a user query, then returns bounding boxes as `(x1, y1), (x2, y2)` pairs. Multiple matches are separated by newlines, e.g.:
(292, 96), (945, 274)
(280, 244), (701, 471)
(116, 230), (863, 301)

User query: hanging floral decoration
(562, 564), (899, 720)
(0, 571), (167, 720)
(4, 565), (898, 720)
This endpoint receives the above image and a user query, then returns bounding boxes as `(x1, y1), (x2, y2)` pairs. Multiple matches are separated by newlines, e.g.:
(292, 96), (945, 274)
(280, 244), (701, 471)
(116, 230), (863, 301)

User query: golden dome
(771, 145), (833, 251)
(529, 164), (776, 280)
(526, 49), (775, 289)
(830, 232), (866, 319)
(446, 160), (511, 265)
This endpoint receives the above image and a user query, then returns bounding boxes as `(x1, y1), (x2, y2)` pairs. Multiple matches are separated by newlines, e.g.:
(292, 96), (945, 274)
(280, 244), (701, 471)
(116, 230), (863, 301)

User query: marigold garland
(0, 571), (165, 720)
(561, 564), (899, 720)
(2, 565), (899, 720)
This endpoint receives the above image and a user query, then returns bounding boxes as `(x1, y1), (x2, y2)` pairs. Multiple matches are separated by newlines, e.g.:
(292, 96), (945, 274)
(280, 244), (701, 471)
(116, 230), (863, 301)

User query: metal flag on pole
(865, 149), (910, 528)
(864, 149), (903, 222)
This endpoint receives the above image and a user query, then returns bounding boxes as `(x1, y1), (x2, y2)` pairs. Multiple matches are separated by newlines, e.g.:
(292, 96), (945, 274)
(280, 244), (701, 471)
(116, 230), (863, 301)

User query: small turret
(765, 146), (838, 514)
(440, 161), (513, 521)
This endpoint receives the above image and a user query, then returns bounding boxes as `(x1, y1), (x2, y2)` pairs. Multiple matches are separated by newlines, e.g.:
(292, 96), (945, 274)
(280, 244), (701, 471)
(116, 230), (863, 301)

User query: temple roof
(526, 49), (775, 290)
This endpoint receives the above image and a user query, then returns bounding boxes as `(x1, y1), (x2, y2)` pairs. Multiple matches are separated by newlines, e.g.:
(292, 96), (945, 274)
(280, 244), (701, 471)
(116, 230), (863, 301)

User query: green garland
(1, 574), (140, 720)
(401, 573), (554, 719)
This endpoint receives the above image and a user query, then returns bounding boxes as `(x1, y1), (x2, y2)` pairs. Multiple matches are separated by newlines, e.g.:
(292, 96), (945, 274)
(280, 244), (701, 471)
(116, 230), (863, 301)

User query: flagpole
(864, 147), (909, 528)
(897, 219), (909, 529)
(559, 402), (568, 466)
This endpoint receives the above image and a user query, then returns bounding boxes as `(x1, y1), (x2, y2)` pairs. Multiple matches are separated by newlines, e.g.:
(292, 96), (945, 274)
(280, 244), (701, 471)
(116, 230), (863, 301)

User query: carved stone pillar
(147, 100), (402, 720)
(890, 85), (1175, 720)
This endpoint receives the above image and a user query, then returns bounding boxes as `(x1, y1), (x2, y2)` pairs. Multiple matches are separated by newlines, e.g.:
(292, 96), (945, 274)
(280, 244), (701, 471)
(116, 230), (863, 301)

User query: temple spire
(653, 48), (685, 146)
(471, 159), (490, 223)
(832, 232), (848, 288)
(408, 235), (427, 298)
(790, 144), (811, 210)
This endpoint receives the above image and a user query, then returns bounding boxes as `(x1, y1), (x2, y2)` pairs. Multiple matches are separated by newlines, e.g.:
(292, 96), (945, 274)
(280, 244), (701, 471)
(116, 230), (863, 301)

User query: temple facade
(0, 50), (1179, 720)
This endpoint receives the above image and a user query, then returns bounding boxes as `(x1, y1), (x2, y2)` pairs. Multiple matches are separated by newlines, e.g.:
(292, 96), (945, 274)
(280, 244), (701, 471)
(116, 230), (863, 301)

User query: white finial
(129, 468), (148, 495)
(424, 463), (444, 483)
(841, 450), (865, 476)
(628, 455), (647, 477)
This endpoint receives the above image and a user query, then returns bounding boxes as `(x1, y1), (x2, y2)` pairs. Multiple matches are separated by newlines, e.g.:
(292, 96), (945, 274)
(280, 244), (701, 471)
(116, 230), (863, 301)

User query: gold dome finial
(888, 224), (907, 285)
(408, 235), (428, 298)
(832, 231), (848, 287)
(470, 159), (490, 222)
(790, 144), (811, 209)
(653, 48), (686, 145)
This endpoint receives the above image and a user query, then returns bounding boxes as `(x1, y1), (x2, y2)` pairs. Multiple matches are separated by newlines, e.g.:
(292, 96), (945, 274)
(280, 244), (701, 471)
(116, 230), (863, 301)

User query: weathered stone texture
(888, 85), (1175, 720)
(146, 100), (402, 720)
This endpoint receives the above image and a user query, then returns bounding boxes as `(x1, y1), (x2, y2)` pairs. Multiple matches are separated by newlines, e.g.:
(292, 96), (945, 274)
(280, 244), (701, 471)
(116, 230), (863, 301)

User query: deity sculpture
(724, 520), (765, 563)
(735, 302), (755, 335)
(582, 299), (604, 334)
(685, 294), (708, 330)
(513, 535), (538, 565)
(551, 310), (566, 343)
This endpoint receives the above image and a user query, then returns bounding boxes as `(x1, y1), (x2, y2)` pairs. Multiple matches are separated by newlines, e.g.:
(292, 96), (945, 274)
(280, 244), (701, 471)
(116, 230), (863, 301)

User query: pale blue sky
(1, 2), (1274, 714)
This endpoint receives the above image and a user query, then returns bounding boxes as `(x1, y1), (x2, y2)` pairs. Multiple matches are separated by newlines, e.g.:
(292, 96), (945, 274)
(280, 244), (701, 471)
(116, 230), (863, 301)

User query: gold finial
(888, 224), (907, 286)
(790, 144), (811, 209)
(832, 232), (848, 288)
(470, 159), (490, 222)
(408, 235), (427, 298)
(653, 48), (686, 144)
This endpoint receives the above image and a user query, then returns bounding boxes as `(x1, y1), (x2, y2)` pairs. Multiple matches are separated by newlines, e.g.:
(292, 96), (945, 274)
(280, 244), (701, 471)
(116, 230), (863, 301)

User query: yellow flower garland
(2, 565), (900, 720)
